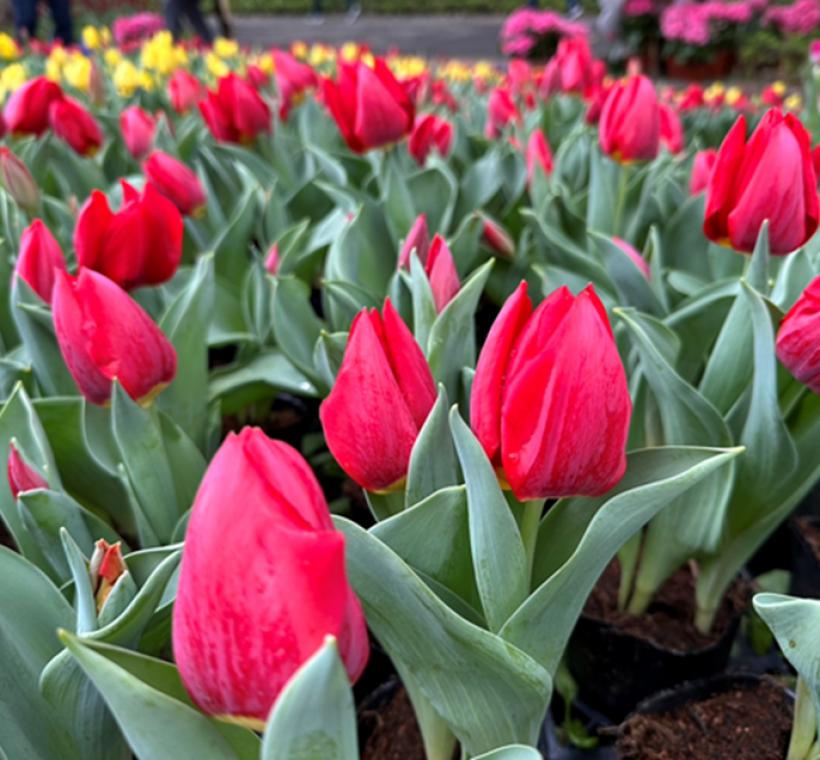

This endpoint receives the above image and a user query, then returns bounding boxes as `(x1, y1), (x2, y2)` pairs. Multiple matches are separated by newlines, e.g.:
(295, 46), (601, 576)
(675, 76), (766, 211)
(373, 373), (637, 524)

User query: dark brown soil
(584, 560), (749, 652)
(796, 517), (820, 564)
(617, 679), (792, 760)
(360, 686), (426, 760)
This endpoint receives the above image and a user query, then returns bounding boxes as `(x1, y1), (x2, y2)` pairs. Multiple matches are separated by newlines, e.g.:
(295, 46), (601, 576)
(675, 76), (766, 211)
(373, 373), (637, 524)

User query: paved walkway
(232, 13), (507, 59)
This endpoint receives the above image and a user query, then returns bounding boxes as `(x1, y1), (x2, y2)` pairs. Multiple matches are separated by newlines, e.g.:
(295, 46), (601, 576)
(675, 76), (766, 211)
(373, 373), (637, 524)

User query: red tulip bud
(74, 180), (183, 290)
(264, 242), (280, 275)
(0, 147), (40, 213)
(7, 440), (48, 499)
(659, 103), (684, 155)
(690, 148), (717, 195)
(90, 539), (126, 613)
(3, 76), (63, 135)
(408, 113), (453, 165)
(704, 110), (819, 255)
(48, 96), (104, 157)
(52, 268), (177, 405)
(273, 49), (318, 120)
(486, 86), (520, 139)
(320, 299), (436, 491)
(119, 105), (156, 159)
(398, 213), (430, 270)
(471, 282), (631, 500)
(425, 234), (460, 312)
(526, 129), (554, 185)
(481, 214), (515, 258)
(199, 73), (271, 144)
(143, 151), (206, 216)
(168, 69), (203, 114)
(776, 275), (820, 393)
(599, 75), (660, 162)
(173, 428), (369, 728)
(14, 219), (68, 303)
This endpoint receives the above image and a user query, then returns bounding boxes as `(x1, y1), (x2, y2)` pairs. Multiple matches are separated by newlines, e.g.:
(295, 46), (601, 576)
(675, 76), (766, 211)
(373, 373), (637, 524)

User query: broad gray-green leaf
(271, 275), (325, 387)
(450, 409), (528, 632)
(262, 637), (357, 760)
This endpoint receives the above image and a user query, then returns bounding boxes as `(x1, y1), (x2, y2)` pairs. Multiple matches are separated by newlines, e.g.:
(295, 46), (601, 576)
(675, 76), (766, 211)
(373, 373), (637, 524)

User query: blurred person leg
(47, 0), (74, 44)
(346, 0), (361, 22)
(213, 0), (233, 38)
(183, 0), (214, 43)
(10, 0), (38, 42)
(165, 0), (185, 40)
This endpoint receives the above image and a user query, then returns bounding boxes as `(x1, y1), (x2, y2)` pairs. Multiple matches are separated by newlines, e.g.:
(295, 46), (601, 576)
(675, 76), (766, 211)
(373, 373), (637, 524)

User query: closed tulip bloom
(3, 76), (63, 135)
(168, 69), (203, 114)
(143, 151), (206, 216)
(398, 213), (430, 269)
(74, 180), (183, 290)
(813, 144), (820, 179)
(52, 269), (177, 405)
(599, 75), (660, 162)
(776, 275), (820, 393)
(659, 103), (684, 154)
(612, 236), (650, 279)
(48, 97), (104, 156)
(486, 86), (520, 139)
(690, 148), (717, 195)
(119, 105), (156, 159)
(322, 58), (415, 153)
(471, 282), (631, 500)
(526, 129), (554, 184)
(7, 441), (48, 499)
(704, 110), (819, 255)
(199, 73), (271, 144)
(408, 113), (453, 165)
(0, 147), (39, 213)
(264, 243), (280, 275)
(173, 428), (369, 727)
(15, 219), (67, 303)
(320, 300), (436, 491)
(272, 49), (318, 119)
(425, 235), (460, 312)
(481, 214), (515, 258)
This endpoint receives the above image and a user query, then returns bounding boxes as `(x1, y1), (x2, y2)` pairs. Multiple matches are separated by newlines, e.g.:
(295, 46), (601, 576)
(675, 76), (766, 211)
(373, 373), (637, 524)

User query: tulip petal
(354, 62), (413, 150)
(703, 115), (747, 244)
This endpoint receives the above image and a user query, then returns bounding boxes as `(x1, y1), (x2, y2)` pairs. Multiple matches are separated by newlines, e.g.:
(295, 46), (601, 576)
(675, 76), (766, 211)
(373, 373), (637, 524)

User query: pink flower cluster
(112, 12), (165, 47)
(500, 9), (588, 56)
(661, 1), (754, 46)
(625, 0), (659, 17)
(764, 0), (820, 36)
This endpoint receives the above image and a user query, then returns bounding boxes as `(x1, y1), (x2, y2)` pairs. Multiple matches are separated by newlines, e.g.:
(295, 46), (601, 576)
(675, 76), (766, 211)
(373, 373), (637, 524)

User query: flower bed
(0, 25), (818, 760)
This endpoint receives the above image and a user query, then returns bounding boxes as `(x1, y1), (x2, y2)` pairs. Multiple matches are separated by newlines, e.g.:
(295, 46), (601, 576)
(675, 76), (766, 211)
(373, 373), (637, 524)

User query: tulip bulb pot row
(0, 28), (819, 760)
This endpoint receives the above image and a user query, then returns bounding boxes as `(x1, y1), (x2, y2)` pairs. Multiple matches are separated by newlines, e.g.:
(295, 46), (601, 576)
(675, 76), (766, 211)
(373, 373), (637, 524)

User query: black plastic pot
(615, 673), (792, 759)
(566, 609), (742, 722)
(789, 516), (820, 599)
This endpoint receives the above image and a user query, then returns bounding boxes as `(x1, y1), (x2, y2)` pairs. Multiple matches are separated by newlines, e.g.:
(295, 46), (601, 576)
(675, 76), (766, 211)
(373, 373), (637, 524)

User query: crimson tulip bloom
(471, 282), (631, 501)
(320, 300), (436, 491)
(52, 269), (177, 405)
(48, 97), (104, 156)
(540, 35), (597, 98)
(143, 151), (207, 216)
(690, 148), (717, 195)
(423, 235), (460, 313)
(526, 129), (554, 184)
(199, 73), (271, 144)
(322, 58), (415, 153)
(486, 86), (520, 139)
(119, 105), (156, 159)
(599, 75), (660, 162)
(398, 213), (430, 269)
(3, 76), (63, 135)
(776, 275), (820, 394)
(0, 147), (39, 212)
(408, 113), (453, 165)
(704, 110), (819, 255)
(272, 49), (318, 120)
(14, 219), (67, 303)
(659, 103), (684, 154)
(173, 428), (368, 727)
(7, 441), (48, 499)
(74, 180), (183, 290)
(168, 69), (203, 114)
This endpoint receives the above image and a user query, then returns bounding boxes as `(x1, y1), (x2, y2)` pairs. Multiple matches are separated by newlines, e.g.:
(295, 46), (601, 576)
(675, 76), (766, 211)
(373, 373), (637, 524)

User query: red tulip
(776, 275), (820, 394)
(320, 300), (436, 491)
(481, 214), (515, 258)
(678, 84), (705, 111)
(322, 58), (415, 153)
(7, 441), (48, 499)
(526, 129), (554, 184)
(689, 148), (717, 196)
(143, 151), (206, 216)
(119, 105), (156, 159)
(246, 64), (270, 90)
(704, 110), (819, 255)
(272, 49), (318, 120)
(74, 180), (183, 290)
(265, 242), (280, 274)
(52, 268), (177, 405)
(486, 86), (520, 139)
(3, 76), (63, 135)
(0, 147), (39, 212)
(599, 75), (660, 162)
(408, 113), (453, 165)
(90, 539), (126, 612)
(15, 219), (67, 303)
(168, 69), (203, 114)
(470, 282), (631, 500)
(431, 79), (458, 113)
(48, 96), (104, 156)
(173, 428), (369, 727)
(425, 235), (460, 312)
(541, 36), (597, 98)
(398, 213), (430, 269)
(659, 103), (684, 154)
(612, 236), (650, 279)
(813, 144), (820, 179)
(199, 73), (271, 144)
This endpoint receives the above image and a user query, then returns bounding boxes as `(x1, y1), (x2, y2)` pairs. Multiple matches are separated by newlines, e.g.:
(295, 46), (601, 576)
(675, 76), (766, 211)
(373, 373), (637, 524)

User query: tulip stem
(520, 499), (546, 588)
(612, 163), (632, 238)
